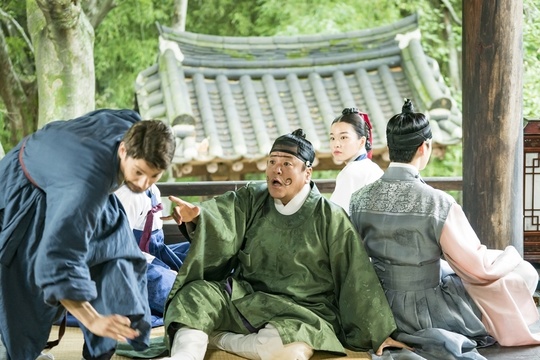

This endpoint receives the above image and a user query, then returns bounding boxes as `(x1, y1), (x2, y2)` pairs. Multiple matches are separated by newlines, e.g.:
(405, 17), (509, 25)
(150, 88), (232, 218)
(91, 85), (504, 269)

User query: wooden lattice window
(524, 120), (540, 262)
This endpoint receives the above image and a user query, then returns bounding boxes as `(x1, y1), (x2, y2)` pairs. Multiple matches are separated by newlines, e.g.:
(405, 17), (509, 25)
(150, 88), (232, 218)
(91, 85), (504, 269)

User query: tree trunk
(443, 10), (461, 91)
(28, 0), (95, 127)
(173, 0), (188, 31)
(462, 1), (523, 251)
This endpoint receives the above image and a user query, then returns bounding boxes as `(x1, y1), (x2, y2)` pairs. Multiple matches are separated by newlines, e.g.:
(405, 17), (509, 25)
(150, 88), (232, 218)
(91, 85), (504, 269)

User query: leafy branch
(84, 0), (117, 29)
(441, 0), (462, 26)
(0, 8), (34, 53)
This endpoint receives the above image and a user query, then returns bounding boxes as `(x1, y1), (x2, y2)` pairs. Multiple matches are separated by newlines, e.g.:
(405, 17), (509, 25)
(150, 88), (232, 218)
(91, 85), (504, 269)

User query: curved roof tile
(135, 13), (461, 176)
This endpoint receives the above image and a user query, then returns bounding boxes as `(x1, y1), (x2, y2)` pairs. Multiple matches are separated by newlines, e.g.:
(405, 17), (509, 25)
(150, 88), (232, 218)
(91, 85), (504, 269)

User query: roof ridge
(157, 13), (418, 50)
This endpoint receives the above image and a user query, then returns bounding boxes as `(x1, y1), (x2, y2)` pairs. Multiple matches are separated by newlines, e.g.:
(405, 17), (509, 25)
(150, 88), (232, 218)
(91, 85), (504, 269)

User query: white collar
(345, 148), (367, 164)
(274, 183), (311, 215)
(388, 162), (418, 171)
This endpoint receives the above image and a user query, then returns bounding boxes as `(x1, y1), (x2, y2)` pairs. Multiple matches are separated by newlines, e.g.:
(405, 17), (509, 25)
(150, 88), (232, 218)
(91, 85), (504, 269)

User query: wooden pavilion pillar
(462, 1), (523, 251)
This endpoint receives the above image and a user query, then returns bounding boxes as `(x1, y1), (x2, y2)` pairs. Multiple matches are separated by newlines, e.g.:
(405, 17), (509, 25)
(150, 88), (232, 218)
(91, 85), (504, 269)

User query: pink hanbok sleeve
(440, 203), (540, 346)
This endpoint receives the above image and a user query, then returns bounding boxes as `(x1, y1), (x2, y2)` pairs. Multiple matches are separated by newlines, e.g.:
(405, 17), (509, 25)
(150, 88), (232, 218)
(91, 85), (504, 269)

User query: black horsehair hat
(269, 129), (315, 168)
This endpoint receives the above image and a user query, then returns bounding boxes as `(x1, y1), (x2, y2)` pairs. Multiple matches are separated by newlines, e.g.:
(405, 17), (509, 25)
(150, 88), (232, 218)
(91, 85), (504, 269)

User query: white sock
(166, 327), (208, 360)
(209, 331), (260, 359)
(209, 325), (313, 360)
(36, 351), (54, 360)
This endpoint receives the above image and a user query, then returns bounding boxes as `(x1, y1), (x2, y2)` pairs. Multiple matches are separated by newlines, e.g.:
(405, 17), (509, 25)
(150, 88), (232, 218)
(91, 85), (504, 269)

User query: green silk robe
(164, 182), (396, 354)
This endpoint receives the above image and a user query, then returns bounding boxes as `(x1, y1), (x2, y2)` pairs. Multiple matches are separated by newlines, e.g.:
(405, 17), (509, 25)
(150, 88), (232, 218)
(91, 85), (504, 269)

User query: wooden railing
(157, 177), (463, 197)
(157, 177), (463, 244)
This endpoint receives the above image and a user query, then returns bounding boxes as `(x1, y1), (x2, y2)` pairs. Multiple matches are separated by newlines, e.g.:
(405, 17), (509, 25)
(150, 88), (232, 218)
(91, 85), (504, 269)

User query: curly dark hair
(122, 120), (176, 170)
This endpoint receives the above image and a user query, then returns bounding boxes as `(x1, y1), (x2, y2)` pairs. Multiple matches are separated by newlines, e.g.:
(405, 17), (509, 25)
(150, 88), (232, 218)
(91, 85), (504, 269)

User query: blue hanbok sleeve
(23, 112), (134, 305)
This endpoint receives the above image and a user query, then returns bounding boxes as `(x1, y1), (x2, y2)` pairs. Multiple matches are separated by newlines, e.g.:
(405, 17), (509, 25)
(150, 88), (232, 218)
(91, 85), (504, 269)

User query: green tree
(0, 1), (37, 146)
(1, 0), (539, 156)
(93, 0), (176, 108)
(0, 0), (113, 146)
(0, 0), (177, 150)
(28, 0), (96, 128)
(523, 1), (540, 119)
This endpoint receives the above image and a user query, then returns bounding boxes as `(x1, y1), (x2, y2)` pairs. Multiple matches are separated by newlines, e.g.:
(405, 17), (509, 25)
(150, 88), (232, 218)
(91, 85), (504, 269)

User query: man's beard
(125, 182), (145, 194)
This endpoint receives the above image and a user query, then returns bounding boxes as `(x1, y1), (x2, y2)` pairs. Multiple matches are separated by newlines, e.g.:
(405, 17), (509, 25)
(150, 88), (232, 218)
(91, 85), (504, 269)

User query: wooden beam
(157, 177), (462, 197)
(462, 1), (523, 251)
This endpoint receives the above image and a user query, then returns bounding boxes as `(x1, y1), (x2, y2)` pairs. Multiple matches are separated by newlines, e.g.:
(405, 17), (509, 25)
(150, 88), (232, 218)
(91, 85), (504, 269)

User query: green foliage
(420, 141), (463, 202)
(423, 142), (462, 177)
(1, 2), (33, 78)
(244, 172), (265, 181)
(1, 0), (537, 171)
(255, 0), (403, 36)
(93, 0), (176, 109)
(186, 0), (404, 36)
(523, 0), (540, 119)
(0, 105), (7, 154)
(185, 0), (259, 36)
(395, 1), (462, 62)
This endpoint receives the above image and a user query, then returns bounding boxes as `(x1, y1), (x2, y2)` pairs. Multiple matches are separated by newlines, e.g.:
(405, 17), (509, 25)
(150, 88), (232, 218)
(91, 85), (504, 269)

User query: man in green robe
(161, 129), (407, 360)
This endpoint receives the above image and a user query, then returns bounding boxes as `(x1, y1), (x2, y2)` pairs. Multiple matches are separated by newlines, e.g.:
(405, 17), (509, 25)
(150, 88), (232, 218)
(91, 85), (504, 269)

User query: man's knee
(167, 280), (229, 333)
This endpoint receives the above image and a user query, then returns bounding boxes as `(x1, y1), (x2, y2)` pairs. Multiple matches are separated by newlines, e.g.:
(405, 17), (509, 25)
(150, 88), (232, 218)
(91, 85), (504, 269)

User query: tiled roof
(135, 13), (461, 177)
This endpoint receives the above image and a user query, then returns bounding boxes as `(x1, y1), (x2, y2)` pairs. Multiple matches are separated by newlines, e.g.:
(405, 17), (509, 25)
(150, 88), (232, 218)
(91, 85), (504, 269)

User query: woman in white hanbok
(329, 108), (383, 214)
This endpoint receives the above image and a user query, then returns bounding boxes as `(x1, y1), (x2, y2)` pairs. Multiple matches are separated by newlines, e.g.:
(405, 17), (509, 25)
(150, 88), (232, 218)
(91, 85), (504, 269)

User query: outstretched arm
(161, 195), (201, 225)
(440, 203), (523, 283)
(60, 299), (139, 342)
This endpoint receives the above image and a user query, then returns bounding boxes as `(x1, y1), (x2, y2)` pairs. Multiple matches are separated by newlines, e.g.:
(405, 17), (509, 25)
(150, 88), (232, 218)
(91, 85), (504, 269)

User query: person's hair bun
(402, 99), (415, 114)
(342, 108), (359, 115)
(291, 128), (307, 139)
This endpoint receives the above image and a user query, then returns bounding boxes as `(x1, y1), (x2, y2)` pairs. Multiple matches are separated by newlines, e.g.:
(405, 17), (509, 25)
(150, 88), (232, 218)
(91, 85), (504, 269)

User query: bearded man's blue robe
(0, 109), (151, 360)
